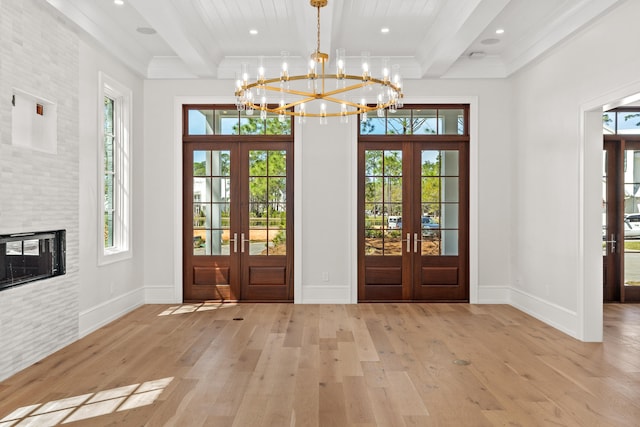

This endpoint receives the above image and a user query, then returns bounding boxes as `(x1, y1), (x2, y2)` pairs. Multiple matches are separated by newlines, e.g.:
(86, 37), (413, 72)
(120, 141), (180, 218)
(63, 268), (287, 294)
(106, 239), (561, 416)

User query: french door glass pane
(365, 178), (383, 203)
(364, 149), (403, 256)
(249, 150), (287, 255)
(365, 151), (383, 175)
(193, 150), (231, 256)
(421, 150), (459, 256)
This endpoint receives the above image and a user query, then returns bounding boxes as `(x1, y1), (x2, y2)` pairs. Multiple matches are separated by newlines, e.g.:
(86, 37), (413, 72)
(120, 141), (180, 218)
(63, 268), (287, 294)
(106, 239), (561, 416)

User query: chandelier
(234, 0), (404, 123)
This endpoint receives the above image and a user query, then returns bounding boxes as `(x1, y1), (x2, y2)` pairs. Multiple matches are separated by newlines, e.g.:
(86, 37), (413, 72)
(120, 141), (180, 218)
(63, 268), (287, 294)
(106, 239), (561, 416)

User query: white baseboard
(79, 287), (145, 338)
(300, 285), (353, 304)
(509, 288), (579, 339)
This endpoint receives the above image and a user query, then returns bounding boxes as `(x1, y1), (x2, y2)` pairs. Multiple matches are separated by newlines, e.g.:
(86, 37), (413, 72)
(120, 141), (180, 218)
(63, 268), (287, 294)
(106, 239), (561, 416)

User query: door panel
(240, 145), (293, 301)
(412, 144), (468, 301)
(360, 145), (407, 300)
(184, 145), (238, 301)
(183, 142), (293, 302)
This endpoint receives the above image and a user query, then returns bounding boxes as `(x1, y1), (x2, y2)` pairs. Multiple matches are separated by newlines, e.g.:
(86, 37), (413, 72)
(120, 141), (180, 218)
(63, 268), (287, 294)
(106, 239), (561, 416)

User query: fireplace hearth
(0, 230), (65, 291)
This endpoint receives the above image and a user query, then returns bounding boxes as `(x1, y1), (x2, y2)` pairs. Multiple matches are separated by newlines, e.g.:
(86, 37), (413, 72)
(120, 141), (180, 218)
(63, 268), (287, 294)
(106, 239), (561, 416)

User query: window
(603, 108), (640, 135)
(99, 73), (131, 264)
(185, 107), (292, 135)
(360, 106), (467, 135)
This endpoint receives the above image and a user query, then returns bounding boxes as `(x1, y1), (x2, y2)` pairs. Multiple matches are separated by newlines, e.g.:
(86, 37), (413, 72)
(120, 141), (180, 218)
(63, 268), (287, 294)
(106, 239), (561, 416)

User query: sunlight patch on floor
(0, 377), (173, 426)
(158, 302), (238, 316)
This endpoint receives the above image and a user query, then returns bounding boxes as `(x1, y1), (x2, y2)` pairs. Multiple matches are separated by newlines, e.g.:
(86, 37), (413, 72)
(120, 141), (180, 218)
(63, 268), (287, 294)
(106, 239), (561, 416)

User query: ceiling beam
(128, 0), (221, 78)
(416, 0), (510, 78)
(45, 0), (150, 77)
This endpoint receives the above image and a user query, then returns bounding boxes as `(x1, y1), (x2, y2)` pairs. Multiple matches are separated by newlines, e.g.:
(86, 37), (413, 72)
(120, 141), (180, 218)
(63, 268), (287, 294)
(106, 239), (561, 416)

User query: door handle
(401, 233), (411, 253)
(604, 233), (617, 254)
(241, 233), (250, 253)
(414, 232), (422, 253)
(229, 233), (238, 253)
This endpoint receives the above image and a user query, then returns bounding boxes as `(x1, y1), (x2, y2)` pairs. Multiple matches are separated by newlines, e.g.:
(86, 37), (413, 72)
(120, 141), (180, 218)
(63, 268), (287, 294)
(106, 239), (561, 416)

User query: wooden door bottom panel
(193, 266), (230, 285)
(185, 283), (232, 302)
(365, 266), (402, 285)
(249, 266), (286, 286)
(243, 285), (290, 301)
(362, 285), (403, 301)
(421, 266), (458, 285)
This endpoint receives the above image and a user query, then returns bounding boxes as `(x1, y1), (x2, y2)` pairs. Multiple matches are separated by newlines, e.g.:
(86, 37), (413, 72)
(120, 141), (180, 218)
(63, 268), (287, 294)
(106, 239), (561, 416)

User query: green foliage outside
(233, 116), (291, 135)
(363, 150), (442, 222)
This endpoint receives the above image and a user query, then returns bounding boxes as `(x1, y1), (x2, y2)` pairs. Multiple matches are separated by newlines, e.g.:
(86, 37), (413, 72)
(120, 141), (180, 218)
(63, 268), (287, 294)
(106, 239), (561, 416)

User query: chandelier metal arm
(236, 75), (402, 100)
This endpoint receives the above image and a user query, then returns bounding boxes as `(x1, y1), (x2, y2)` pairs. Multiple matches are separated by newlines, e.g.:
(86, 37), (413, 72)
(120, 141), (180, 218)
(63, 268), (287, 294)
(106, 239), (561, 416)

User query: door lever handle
(414, 232), (423, 253)
(229, 233), (238, 253)
(604, 233), (617, 254)
(241, 233), (250, 253)
(401, 233), (411, 253)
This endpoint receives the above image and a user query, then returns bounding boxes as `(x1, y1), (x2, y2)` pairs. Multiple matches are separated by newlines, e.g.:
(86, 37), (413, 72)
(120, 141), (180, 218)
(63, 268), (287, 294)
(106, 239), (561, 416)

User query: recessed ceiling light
(249, 29), (258, 35)
(381, 27), (390, 34)
(496, 28), (505, 35)
(114, 0), (124, 5)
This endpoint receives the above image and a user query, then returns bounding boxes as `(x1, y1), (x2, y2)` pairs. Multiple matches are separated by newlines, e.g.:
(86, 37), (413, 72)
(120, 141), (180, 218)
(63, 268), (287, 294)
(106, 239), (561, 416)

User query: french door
(183, 141), (293, 302)
(358, 140), (469, 301)
(603, 135), (640, 302)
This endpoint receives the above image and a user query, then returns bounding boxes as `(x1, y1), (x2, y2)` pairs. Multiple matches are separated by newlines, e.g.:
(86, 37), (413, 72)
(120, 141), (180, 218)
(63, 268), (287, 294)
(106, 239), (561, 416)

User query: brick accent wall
(0, 0), (79, 381)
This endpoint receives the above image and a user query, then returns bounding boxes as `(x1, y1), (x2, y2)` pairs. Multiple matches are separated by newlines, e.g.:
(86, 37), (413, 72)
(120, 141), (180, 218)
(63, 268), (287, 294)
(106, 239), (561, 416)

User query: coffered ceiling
(45, 0), (622, 80)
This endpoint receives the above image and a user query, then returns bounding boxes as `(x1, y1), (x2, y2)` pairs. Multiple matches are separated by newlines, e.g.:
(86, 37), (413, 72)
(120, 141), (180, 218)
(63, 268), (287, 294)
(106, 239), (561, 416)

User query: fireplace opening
(0, 230), (66, 291)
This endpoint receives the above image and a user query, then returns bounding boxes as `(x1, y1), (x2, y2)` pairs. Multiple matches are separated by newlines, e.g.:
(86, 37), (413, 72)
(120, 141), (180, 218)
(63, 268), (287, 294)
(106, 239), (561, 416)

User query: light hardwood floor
(1, 303), (639, 426)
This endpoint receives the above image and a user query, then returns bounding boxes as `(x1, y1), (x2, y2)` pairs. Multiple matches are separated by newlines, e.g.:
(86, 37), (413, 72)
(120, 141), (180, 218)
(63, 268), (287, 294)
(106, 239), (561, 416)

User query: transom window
(360, 107), (467, 135)
(186, 108), (291, 135)
(603, 108), (640, 135)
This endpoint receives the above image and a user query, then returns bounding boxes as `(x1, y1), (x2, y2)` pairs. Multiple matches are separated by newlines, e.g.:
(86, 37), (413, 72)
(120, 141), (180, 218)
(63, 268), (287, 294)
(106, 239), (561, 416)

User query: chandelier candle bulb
(336, 48), (345, 77)
(382, 57), (390, 84)
(281, 51), (289, 80)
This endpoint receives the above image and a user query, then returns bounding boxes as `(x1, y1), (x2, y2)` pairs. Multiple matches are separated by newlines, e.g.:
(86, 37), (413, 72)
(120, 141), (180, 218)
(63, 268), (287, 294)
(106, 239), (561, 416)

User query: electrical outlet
(322, 272), (329, 282)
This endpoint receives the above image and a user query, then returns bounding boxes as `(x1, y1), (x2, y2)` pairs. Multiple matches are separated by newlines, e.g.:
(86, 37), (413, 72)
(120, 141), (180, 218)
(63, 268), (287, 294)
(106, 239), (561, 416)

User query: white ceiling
(45, 0), (622, 80)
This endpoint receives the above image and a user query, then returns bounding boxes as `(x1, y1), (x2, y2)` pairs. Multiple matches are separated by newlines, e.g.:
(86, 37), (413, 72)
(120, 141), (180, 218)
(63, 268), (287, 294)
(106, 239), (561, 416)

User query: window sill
(98, 247), (132, 266)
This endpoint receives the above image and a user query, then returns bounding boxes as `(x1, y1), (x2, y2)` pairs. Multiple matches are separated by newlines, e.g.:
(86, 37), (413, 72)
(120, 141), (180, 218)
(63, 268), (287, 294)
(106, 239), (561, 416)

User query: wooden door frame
(603, 135), (640, 302)
(181, 105), (294, 302)
(357, 111), (470, 302)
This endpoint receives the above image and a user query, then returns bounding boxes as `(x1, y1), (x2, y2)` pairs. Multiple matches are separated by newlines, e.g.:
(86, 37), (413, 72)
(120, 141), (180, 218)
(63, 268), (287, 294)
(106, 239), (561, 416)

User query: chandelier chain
(316, 6), (321, 55)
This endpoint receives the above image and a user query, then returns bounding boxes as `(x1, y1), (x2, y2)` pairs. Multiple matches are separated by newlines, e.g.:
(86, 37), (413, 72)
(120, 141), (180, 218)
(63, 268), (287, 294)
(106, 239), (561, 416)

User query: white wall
(509, 0), (640, 340)
(77, 38), (145, 336)
(142, 79), (513, 306)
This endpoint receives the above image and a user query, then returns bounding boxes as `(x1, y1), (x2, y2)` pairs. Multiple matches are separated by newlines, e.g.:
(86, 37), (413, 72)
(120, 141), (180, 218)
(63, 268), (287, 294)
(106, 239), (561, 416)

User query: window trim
(98, 72), (132, 265)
